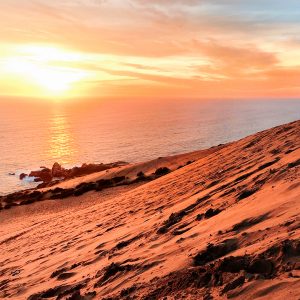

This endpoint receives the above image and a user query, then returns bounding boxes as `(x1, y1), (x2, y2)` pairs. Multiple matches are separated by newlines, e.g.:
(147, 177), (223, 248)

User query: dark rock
(204, 208), (222, 219)
(154, 167), (171, 176)
(244, 138), (260, 149)
(111, 176), (126, 184)
(237, 188), (258, 200)
(28, 282), (87, 300)
(257, 158), (280, 170)
(95, 263), (133, 287)
(114, 234), (142, 251)
(218, 256), (248, 273)
(206, 180), (221, 188)
(230, 214), (268, 232)
(29, 168), (52, 182)
(59, 188), (75, 199)
(247, 258), (274, 275)
(74, 182), (97, 196)
(52, 162), (66, 178)
(222, 275), (245, 293)
(97, 179), (113, 189)
(29, 191), (43, 200)
(85, 291), (96, 299)
(120, 285), (136, 297)
(19, 173), (28, 180)
(270, 148), (281, 155)
(51, 267), (69, 278)
(285, 149), (295, 154)
(196, 214), (204, 221)
(194, 239), (238, 266)
(172, 227), (191, 235)
(281, 239), (300, 257)
(50, 188), (75, 199)
(57, 272), (76, 280)
(137, 171), (145, 178)
(157, 211), (186, 234)
(52, 187), (64, 194)
(69, 163), (109, 178)
(22, 161), (128, 185)
(287, 159), (300, 169)
(66, 290), (84, 300)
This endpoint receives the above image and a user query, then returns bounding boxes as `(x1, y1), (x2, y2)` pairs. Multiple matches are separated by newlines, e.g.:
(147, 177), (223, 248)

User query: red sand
(0, 120), (299, 300)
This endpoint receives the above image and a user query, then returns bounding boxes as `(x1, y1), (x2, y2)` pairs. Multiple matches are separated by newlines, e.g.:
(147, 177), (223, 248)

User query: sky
(0, 0), (300, 100)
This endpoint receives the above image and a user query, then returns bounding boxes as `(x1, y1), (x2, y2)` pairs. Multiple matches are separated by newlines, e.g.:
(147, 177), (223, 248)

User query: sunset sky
(1, 0), (300, 100)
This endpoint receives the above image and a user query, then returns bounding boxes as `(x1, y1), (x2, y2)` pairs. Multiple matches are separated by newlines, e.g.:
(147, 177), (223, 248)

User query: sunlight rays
(2, 45), (89, 98)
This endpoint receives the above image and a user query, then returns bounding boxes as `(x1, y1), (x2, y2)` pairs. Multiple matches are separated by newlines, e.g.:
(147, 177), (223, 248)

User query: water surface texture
(0, 99), (299, 194)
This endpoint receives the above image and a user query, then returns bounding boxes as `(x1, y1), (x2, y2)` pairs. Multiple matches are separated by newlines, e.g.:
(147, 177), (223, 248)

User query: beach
(1, 1), (300, 299)
(0, 120), (299, 299)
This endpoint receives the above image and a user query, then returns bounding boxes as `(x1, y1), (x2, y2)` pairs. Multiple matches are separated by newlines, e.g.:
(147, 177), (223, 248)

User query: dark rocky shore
(0, 163), (172, 210)
(19, 161), (128, 187)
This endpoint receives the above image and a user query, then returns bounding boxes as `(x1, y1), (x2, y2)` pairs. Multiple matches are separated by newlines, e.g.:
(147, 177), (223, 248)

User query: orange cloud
(0, 0), (300, 99)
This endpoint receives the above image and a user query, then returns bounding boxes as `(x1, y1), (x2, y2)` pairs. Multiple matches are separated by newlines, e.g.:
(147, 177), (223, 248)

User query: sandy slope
(37, 145), (225, 192)
(0, 120), (299, 300)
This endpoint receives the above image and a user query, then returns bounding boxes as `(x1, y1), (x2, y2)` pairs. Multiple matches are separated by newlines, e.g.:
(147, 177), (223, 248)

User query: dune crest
(0, 120), (299, 300)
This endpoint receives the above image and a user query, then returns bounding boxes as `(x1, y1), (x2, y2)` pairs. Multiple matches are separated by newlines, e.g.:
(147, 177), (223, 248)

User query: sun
(2, 45), (88, 97)
(5, 59), (86, 96)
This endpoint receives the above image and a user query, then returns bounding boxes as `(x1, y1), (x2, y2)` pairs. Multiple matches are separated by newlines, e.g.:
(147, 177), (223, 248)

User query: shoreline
(0, 144), (225, 210)
(0, 120), (299, 299)
(1, 119), (299, 209)
(2, 99), (300, 197)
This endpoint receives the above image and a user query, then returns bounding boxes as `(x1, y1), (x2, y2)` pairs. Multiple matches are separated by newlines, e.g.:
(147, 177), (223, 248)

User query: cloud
(1, 0), (300, 98)
(1, 0), (300, 59)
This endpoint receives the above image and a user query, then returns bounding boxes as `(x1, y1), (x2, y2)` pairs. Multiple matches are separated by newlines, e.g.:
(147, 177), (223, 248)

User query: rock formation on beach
(18, 161), (128, 185)
(0, 120), (299, 299)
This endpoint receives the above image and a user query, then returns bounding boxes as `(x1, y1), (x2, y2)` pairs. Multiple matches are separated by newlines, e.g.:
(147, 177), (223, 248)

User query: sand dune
(0, 120), (299, 299)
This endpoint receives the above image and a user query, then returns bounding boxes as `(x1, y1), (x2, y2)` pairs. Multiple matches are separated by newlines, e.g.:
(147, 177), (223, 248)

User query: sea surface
(0, 98), (299, 195)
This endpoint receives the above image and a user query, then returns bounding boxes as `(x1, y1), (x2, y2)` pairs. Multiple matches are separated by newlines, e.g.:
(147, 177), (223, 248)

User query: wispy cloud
(0, 0), (300, 98)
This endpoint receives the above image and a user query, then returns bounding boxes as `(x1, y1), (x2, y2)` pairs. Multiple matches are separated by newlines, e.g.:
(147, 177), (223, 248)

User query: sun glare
(2, 45), (88, 97)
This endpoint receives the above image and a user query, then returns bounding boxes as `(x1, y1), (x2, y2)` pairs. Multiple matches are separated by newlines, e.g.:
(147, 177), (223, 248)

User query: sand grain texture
(0, 120), (300, 300)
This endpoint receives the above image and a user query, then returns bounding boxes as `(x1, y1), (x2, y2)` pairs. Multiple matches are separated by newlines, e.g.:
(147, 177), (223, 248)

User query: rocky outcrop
(19, 161), (128, 185)
(1, 166), (175, 210)
(19, 173), (28, 180)
(51, 162), (65, 178)
(29, 168), (52, 182)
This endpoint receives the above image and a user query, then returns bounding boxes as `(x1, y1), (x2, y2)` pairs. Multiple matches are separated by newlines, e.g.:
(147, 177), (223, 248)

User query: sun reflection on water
(48, 108), (77, 165)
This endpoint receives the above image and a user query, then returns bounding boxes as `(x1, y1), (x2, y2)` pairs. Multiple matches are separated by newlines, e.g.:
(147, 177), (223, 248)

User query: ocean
(0, 98), (299, 195)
